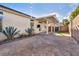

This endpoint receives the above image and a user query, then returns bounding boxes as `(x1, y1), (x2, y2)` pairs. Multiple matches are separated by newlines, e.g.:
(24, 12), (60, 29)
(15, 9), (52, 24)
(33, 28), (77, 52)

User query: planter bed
(0, 34), (36, 45)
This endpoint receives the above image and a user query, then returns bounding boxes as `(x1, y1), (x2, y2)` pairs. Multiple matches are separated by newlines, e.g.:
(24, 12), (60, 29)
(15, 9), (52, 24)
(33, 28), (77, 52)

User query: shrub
(25, 28), (34, 36)
(25, 21), (34, 36)
(2, 26), (20, 40)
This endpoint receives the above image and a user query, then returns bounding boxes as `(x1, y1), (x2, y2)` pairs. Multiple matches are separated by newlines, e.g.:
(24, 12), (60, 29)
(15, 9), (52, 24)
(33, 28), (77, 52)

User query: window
(37, 25), (41, 31)
(0, 12), (3, 15)
(0, 12), (3, 32)
(37, 25), (40, 28)
(30, 20), (34, 26)
(30, 20), (34, 21)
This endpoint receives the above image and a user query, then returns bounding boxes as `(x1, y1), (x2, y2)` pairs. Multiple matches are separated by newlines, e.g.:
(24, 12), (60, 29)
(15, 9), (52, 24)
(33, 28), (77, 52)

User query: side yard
(55, 32), (71, 36)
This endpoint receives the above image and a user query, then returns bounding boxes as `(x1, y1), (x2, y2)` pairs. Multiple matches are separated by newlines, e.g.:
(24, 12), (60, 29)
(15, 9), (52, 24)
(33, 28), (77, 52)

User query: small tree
(62, 19), (70, 26)
(70, 6), (79, 21)
(2, 26), (20, 40)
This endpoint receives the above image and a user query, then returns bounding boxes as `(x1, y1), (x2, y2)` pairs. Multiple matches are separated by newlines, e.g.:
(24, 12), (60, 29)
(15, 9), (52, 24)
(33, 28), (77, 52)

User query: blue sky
(0, 3), (79, 22)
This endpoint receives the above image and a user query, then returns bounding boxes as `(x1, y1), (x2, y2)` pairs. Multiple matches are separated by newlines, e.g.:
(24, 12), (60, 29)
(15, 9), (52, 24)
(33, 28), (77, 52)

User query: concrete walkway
(0, 33), (79, 56)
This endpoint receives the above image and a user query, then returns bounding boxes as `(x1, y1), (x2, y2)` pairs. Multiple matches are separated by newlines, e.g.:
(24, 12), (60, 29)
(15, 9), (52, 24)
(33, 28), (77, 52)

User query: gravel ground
(0, 33), (79, 56)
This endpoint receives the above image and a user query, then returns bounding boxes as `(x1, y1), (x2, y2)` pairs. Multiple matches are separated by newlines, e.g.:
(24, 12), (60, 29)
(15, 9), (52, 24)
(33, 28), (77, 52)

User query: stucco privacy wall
(71, 15), (79, 42)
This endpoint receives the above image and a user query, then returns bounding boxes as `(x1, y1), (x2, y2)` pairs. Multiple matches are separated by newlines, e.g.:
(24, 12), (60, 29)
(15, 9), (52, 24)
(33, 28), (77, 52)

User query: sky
(0, 3), (79, 22)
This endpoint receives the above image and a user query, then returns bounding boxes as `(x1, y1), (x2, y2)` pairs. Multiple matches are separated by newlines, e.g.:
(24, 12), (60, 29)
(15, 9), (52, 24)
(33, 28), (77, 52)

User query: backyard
(0, 33), (79, 56)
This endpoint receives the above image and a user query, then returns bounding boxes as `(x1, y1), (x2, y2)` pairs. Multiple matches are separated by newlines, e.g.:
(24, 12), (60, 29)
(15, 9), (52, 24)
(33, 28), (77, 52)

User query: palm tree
(2, 26), (20, 40)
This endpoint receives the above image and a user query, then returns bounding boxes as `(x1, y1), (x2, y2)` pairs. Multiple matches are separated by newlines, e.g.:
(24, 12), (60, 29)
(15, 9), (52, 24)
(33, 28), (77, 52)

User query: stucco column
(57, 23), (60, 32)
(54, 24), (55, 32)
(51, 26), (52, 32)
(46, 20), (48, 34)
(70, 21), (72, 36)
(54, 26), (55, 32)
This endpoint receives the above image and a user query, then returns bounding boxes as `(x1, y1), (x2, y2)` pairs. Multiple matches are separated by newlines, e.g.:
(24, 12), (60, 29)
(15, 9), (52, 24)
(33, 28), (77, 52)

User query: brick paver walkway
(0, 33), (79, 56)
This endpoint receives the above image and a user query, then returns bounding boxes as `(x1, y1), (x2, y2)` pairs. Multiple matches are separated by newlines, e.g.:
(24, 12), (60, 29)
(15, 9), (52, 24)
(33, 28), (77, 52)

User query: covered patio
(36, 15), (59, 34)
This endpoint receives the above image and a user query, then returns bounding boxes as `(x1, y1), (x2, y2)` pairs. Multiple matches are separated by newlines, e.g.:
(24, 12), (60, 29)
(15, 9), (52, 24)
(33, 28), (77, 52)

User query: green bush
(2, 26), (20, 40)
(25, 21), (34, 36)
(25, 28), (34, 36)
(70, 6), (79, 21)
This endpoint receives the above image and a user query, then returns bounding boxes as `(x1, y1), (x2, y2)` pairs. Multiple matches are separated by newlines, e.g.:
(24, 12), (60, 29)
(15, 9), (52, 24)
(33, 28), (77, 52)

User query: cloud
(36, 12), (64, 22)
(47, 12), (63, 22)
(63, 4), (79, 20)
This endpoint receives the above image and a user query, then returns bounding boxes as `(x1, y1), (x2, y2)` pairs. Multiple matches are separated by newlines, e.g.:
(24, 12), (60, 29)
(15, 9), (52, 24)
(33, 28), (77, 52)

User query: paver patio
(0, 33), (79, 56)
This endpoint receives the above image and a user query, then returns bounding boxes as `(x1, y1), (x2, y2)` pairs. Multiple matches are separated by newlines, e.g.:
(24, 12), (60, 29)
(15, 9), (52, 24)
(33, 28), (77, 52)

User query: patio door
(55, 27), (59, 32)
(48, 26), (51, 32)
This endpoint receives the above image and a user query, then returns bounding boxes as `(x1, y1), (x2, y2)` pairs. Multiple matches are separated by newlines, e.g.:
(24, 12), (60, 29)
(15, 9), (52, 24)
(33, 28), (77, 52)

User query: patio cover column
(51, 25), (52, 32)
(46, 20), (48, 34)
(54, 24), (55, 32)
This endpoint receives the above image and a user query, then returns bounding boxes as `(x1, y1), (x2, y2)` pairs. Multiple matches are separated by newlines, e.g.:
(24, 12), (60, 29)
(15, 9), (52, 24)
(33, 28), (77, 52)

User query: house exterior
(0, 5), (59, 40)
(0, 5), (35, 34)
(0, 5), (35, 40)
(34, 15), (59, 34)
(69, 15), (79, 42)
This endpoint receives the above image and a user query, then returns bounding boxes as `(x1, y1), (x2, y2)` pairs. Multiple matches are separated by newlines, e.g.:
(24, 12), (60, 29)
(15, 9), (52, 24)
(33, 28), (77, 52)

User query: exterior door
(48, 26), (51, 32)
(55, 27), (59, 32)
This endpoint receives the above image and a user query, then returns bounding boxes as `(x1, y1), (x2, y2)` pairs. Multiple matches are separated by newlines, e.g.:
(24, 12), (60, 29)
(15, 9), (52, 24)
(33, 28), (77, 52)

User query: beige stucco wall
(2, 11), (31, 34)
(33, 20), (41, 34)
(0, 10), (31, 40)
(69, 22), (71, 35)
(41, 23), (46, 32)
(33, 20), (46, 34)
(71, 15), (79, 41)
